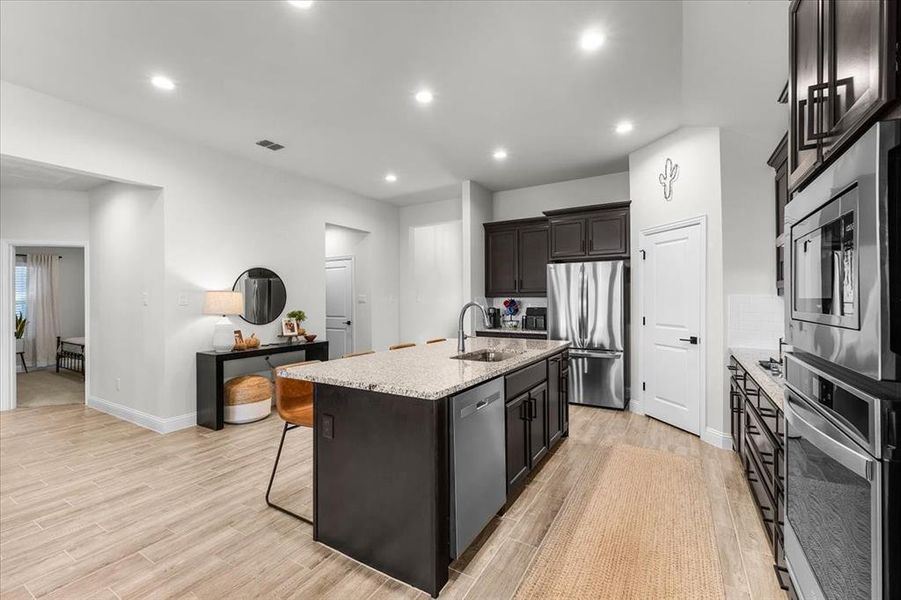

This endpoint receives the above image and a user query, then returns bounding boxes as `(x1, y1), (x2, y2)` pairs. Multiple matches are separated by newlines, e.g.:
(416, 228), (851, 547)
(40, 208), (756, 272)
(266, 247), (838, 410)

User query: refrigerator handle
(579, 264), (586, 346)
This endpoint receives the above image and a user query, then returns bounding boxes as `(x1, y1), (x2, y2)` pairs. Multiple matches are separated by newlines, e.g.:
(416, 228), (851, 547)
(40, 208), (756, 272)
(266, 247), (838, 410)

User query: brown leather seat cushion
(273, 360), (320, 427)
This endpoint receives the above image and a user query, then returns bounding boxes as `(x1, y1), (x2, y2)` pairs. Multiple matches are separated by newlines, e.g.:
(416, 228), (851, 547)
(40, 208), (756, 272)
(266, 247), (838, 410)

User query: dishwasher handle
(459, 391), (501, 419)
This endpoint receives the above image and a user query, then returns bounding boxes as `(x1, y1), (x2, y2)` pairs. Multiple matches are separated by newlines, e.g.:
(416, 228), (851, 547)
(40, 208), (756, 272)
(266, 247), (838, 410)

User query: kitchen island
(279, 337), (569, 597)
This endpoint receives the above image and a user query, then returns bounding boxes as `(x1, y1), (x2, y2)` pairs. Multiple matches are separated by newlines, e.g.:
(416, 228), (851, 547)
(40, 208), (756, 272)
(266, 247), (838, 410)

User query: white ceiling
(0, 155), (111, 191)
(0, 0), (687, 202)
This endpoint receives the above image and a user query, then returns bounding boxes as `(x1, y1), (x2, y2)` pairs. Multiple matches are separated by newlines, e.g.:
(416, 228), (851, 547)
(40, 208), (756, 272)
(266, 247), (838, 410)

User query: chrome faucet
(457, 302), (491, 353)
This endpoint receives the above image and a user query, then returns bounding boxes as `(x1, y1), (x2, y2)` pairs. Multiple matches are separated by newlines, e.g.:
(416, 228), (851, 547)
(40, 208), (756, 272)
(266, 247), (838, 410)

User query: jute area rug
(514, 444), (726, 600)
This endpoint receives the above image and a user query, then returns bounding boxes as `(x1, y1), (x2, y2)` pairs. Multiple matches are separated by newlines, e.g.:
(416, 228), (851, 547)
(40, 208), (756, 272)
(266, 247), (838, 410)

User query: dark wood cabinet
(484, 218), (548, 297)
(547, 356), (562, 448)
(549, 217), (587, 259)
(503, 353), (568, 497)
(768, 134), (788, 296)
(789, 0), (897, 192)
(546, 202), (630, 261)
(728, 355), (793, 594)
(587, 208), (629, 257)
(527, 382), (548, 465)
(518, 223), (550, 295)
(505, 393), (530, 491)
(485, 226), (519, 297)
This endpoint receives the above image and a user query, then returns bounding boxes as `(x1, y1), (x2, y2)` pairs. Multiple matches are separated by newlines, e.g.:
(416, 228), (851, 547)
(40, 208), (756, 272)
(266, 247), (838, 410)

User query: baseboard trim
(701, 426), (732, 450)
(627, 399), (644, 415)
(87, 395), (196, 434)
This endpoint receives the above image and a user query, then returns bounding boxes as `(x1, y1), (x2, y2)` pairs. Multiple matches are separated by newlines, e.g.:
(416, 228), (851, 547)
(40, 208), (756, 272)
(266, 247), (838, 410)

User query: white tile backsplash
(727, 294), (785, 350)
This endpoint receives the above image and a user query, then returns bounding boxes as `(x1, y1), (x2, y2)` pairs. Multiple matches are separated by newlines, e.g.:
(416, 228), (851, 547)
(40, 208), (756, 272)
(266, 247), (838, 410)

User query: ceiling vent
(256, 139), (285, 151)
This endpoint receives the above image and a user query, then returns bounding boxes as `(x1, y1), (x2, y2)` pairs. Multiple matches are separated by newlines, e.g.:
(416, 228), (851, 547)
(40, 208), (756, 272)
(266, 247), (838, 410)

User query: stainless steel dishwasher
(449, 377), (506, 558)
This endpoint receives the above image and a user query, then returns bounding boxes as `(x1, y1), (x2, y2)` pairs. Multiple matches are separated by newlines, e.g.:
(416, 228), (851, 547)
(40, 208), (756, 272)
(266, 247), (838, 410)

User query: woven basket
(224, 375), (271, 405)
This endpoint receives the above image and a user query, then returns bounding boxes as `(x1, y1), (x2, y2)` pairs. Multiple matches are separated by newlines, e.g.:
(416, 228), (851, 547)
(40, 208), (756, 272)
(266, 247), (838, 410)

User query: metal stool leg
(265, 422), (312, 525)
(18, 353), (28, 374)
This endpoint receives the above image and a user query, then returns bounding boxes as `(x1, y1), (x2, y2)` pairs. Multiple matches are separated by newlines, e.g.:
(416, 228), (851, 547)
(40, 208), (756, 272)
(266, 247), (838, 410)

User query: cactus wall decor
(658, 158), (679, 201)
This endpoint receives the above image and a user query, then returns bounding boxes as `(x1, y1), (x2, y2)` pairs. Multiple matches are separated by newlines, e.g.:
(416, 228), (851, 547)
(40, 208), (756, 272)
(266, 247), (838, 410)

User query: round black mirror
(232, 268), (287, 325)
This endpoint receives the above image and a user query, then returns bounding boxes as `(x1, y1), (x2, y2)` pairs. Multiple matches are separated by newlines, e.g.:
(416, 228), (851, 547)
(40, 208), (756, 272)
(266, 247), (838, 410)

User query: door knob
(679, 336), (699, 345)
(344, 320), (352, 325)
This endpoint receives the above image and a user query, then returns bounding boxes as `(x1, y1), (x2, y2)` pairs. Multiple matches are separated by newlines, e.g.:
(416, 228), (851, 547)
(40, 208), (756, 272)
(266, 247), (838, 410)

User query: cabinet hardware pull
(806, 82), (830, 142)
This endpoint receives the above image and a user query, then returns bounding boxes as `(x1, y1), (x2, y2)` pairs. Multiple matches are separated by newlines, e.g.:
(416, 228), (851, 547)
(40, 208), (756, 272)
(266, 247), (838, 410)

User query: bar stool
(426, 338), (446, 344)
(389, 343), (416, 350)
(266, 360), (319, 524)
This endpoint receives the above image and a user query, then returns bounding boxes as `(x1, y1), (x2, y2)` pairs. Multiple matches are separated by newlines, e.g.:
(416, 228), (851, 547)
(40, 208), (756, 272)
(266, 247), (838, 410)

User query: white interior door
(641, 220), (704, 435)
(325, 258), (354, 360)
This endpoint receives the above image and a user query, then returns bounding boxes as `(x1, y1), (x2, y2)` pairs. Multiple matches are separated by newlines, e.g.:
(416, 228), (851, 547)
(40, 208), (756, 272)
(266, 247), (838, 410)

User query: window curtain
(25, 254), (61, 368)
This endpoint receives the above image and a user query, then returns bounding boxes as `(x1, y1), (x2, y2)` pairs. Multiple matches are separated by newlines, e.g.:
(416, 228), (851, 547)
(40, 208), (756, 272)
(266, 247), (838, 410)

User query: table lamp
(203, 291), (244, 352)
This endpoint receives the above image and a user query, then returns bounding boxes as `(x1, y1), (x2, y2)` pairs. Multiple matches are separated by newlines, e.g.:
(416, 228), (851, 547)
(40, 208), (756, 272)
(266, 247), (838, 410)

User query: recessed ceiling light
(493, 148), (508, 161)
(287, 1), (314, 8)
(150, 75), (176, 91)
(414, 89), (434, 105)
(385, 173), (398, 183)
(579, 29), (605, 53)
(615, 121), (633, 134)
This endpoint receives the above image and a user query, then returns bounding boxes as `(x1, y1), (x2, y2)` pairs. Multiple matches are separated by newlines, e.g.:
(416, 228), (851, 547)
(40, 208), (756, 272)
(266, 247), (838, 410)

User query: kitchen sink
(451, 349), (520, 362)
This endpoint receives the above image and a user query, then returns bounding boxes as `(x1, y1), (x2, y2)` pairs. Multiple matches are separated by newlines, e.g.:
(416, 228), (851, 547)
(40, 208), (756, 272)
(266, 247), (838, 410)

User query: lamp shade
(203, 291), (244, 316)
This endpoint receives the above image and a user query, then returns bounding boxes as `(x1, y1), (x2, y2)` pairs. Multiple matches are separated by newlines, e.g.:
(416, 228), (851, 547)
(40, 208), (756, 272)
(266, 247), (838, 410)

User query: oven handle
(785, 394), (874, 481)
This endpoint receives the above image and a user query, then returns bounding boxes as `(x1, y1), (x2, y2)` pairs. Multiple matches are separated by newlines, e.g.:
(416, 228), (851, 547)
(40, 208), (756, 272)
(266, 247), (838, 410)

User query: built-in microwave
(786, 119), (900, 382)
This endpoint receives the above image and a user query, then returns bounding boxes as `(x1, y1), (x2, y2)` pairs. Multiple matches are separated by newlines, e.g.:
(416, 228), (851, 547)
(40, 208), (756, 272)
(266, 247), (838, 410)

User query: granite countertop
(476, 328), (547, 336)
(729, 347), (786, 410)
(279, 337), (570, 400)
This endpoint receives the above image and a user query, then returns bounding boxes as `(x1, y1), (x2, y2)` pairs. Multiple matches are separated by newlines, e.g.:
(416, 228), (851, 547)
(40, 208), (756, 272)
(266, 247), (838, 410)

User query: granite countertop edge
(728, 347), (786, 410)
(280, 339), (570, 400)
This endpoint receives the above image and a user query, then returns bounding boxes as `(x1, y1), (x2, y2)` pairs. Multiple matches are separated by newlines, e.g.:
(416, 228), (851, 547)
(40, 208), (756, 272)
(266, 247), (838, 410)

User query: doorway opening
(324, 224), (371, 359)
(13, 245), (87, 407)
(638, 215), (707, 436)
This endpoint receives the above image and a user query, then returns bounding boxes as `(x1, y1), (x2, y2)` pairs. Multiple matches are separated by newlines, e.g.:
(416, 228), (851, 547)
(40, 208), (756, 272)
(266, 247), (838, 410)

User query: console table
(196, 340), (329, 430)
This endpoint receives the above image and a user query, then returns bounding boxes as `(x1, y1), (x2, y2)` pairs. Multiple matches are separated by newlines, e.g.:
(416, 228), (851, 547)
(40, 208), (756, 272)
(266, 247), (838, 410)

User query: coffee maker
(486, 307), (501, 329)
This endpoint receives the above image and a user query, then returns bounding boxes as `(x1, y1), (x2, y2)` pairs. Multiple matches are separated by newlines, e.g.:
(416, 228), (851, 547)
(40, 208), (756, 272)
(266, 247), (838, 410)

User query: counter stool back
(266, 360), (320, 524)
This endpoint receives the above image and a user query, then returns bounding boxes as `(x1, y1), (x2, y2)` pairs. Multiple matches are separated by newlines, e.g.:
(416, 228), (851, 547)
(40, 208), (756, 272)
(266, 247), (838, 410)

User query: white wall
(89, 183), (165, 418)
(462, 180), (492, 332)
(0, 187), (90, 241)
(15, 245), (85, 341)
(398, 197), (463, 344)
(492, 172), (630, 221)
(325, 223), (372, 352)
(629, 127), (726, 443)
(0, 80), (400, 424)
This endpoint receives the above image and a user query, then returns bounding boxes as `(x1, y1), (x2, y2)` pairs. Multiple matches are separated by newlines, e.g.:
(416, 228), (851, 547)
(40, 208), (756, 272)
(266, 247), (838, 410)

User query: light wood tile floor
(0, 404), (786, 599)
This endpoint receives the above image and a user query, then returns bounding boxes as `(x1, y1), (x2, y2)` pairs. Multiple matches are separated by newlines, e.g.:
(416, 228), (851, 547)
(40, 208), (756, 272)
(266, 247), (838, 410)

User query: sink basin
(452, 349), (520, 363)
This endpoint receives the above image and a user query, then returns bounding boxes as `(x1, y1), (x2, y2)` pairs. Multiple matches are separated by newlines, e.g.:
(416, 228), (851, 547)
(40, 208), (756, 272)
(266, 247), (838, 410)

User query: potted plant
(14, 313), (26, 353)
(286, 310), (307, 335)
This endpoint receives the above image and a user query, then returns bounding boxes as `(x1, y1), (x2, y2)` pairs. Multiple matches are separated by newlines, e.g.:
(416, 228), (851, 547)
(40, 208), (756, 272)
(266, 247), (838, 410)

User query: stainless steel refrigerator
(547, 261), (629, 409)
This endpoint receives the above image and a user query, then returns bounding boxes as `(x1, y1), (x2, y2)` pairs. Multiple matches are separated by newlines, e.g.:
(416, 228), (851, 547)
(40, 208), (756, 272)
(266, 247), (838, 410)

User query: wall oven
(786, 119), (900, 382)
(783, 352), (900, 600)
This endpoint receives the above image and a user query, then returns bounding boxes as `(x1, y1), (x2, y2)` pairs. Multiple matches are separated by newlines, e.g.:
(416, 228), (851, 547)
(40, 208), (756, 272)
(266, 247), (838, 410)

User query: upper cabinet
(484, 203), (631, 298)
(484, 218), (548, 297)
(789, 0), (898, 192)
(768, 134), (789, 296)
(546, 202), (630, 261)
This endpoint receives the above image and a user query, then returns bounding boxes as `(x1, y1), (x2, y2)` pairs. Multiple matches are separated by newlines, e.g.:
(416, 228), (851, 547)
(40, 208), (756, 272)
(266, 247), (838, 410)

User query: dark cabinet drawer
(745, 402), (779, 498)
(743, 439), (777, 549)
(505, 360), (547, 401)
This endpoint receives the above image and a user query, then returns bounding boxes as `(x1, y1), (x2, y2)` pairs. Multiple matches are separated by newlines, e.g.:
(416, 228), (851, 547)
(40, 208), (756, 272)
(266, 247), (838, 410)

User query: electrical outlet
(115, 378), (121, 391)
(142, 292), (149, 307)
(321, 414), (334, 439)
